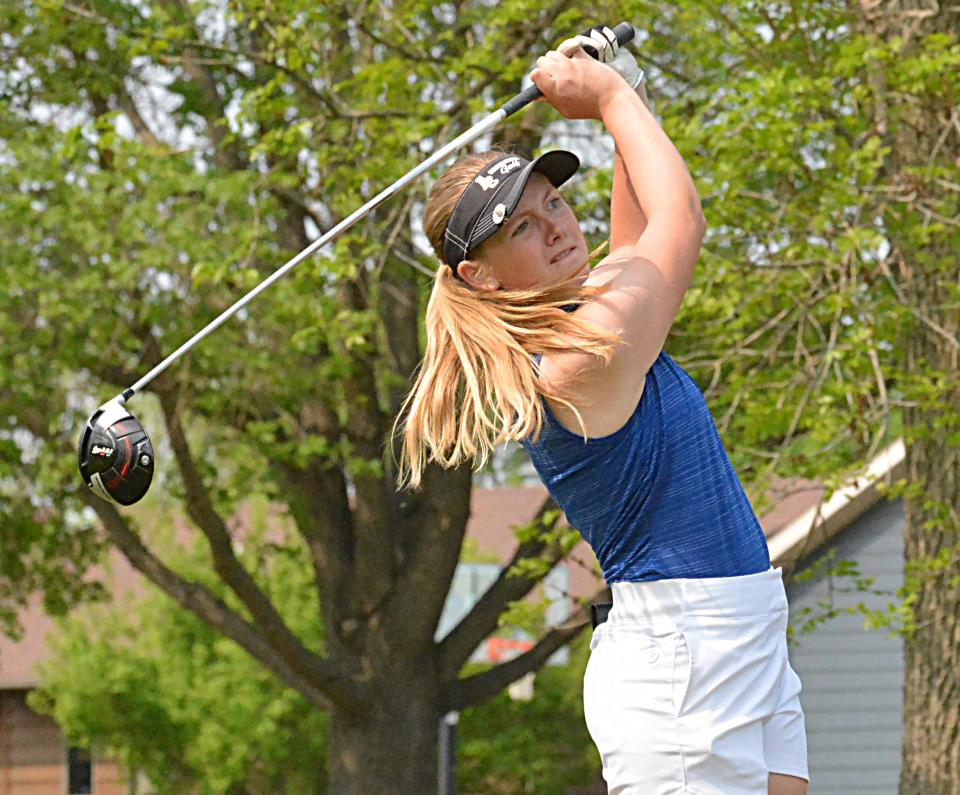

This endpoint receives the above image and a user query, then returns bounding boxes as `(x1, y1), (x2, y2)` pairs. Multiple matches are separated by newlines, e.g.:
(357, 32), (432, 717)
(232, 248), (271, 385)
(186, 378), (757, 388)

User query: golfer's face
(472, 173), (588, 291)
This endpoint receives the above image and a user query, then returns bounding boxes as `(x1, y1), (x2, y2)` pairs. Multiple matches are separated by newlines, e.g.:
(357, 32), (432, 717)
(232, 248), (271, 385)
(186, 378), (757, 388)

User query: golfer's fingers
(529, 66), (553, 94)
(533, 52), (564, 81)
(540, 50), (566, 63)
(530, 69), (553, 102)
(537, 50), (586, 73)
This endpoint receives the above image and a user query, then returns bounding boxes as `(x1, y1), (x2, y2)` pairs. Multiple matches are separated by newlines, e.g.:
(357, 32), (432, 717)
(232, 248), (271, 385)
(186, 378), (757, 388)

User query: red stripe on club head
(120, 436), (131, 476)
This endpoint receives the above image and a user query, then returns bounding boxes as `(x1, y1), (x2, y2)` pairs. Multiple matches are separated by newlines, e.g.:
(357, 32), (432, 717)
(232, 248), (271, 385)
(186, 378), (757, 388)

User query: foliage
(0, 0), (938, 649)
(786, 547), (915, 642)
(457, 633), (599, 795)
(29, 498), (329, 794)
(32, 557), (597, 794)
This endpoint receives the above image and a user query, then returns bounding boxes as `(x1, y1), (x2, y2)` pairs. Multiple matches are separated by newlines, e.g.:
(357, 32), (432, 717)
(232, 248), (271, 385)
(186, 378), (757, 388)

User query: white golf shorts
(583, 566), (809, 794)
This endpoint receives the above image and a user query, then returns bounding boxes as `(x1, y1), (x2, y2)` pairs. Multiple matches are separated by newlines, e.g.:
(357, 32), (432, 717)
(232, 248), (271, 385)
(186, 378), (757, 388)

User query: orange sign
(486, 636), (534, 662)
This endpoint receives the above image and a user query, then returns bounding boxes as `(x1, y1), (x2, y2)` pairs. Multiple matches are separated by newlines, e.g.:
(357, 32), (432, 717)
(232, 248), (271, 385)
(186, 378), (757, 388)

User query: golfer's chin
(568, 260), (590, 286)
(535, 257), (589, 290)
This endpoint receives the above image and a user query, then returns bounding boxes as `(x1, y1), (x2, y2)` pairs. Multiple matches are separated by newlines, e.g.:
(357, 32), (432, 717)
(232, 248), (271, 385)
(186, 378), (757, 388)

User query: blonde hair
(392, 150), (622, 490)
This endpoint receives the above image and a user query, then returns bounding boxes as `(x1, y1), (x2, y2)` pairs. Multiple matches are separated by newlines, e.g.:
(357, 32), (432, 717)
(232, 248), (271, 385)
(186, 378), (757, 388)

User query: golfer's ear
(457, 259), (500, 292)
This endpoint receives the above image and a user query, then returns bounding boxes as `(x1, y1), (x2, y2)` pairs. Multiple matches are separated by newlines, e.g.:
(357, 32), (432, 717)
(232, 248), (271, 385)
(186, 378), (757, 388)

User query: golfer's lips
(550, 245), (576, 264)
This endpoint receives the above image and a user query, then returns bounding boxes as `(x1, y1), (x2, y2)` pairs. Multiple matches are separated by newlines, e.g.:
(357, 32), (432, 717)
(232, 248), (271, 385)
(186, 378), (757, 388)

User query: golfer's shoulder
(541, 228), (700, 411)
(535, 252), (635, 436)
(542, 248), (655, 376)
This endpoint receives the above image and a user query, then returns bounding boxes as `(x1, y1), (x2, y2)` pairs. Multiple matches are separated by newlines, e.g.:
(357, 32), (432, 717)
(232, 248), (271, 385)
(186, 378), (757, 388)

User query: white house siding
(783, 496), (905, 794)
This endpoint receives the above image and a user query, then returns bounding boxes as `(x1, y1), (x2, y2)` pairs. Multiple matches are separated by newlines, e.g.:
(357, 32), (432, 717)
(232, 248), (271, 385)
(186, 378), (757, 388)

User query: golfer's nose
(545, 217), (563, 243)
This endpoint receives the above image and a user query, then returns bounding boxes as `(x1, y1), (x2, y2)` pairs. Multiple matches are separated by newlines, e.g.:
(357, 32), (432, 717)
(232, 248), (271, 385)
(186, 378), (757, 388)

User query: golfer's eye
(513, 220), (528, 236)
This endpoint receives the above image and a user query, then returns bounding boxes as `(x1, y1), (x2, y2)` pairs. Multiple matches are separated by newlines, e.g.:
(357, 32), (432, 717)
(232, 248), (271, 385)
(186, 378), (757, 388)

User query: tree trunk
(327, 676), (442, 795)
(899, 292), (960, 793)
(860, 2), (960, 791)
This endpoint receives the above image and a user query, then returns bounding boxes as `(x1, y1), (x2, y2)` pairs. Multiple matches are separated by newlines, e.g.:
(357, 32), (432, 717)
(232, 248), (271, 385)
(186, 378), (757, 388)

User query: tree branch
(384, 462), (472, 647)
(159, 0), (245, 171)
(348, 9), (445, 65)
(164, 365), (358, 644)
(331, 271), (396, 620)
(80, 491), (363, 711)
(154, 381), (346, 701)
(267, 182), (330, 237)
(116, 80), (163, 150)
(273, 457), (355, 628)
(442, 591), (605, 712)
(159, 38), (411, 121)
(437, 495), (569, 679)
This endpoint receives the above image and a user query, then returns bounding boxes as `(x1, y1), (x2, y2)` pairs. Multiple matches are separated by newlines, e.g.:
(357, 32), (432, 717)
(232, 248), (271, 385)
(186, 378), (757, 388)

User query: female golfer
(395, 28), (809, 795)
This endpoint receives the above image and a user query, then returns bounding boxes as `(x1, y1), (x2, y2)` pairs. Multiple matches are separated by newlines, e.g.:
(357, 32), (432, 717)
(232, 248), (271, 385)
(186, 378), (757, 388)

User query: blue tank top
(521, 348), (771, 583)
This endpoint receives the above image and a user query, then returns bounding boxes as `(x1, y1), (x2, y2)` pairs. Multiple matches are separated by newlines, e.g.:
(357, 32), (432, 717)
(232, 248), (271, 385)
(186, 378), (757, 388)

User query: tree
(1, 2), (605, 790)
(1, 0), (956, 791)
(847, 3), (960, 790)
(32, 519), (599, 793)
(31, 503), (330, 794)
(456, 634), (600, 794)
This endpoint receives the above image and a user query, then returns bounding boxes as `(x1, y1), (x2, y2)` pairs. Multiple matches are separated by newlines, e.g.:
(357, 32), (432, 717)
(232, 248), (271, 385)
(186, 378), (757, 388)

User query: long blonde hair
(393, 150), (622, 490)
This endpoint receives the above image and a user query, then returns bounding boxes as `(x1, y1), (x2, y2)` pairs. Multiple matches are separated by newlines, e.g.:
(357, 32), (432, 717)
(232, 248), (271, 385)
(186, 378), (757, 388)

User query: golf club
(77, 21), (637, 505)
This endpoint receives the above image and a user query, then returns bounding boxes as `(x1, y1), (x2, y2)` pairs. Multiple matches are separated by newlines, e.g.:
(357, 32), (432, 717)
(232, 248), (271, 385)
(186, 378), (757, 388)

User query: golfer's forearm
(601, 86), (704, 222)
(609, 83), (650, 248)
(610, 141), (647, 248)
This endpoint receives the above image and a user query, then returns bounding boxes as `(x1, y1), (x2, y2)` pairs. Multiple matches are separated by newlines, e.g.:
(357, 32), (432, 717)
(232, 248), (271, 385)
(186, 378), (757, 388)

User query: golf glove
(557, 25), (645, 91)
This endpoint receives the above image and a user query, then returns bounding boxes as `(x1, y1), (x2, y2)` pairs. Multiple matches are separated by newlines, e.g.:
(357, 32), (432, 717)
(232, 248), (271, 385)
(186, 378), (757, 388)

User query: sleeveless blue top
(521, 348), (770, 583)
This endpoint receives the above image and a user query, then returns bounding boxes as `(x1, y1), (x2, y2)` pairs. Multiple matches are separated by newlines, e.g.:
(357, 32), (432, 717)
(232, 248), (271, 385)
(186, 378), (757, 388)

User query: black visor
(443, 150), (580, 271)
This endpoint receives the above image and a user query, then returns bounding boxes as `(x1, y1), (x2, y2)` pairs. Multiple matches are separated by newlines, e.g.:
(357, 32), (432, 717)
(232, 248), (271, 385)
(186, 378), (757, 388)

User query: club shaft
(116, 20), (636, 405)
(119, 108), (508, 402)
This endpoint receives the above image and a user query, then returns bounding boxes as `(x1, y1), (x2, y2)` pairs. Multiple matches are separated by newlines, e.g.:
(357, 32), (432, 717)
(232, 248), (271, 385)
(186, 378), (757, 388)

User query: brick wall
(0, 690), (127, 795)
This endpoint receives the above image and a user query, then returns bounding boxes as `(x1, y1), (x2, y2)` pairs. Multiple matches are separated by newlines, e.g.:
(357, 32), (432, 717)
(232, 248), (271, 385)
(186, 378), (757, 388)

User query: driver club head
(77, 399), (154, 506)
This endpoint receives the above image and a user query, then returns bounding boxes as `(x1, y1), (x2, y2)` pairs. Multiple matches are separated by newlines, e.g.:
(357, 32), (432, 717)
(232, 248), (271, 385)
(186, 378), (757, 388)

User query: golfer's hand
(528, 48), (628, 121)
(557, 25), (645, 92)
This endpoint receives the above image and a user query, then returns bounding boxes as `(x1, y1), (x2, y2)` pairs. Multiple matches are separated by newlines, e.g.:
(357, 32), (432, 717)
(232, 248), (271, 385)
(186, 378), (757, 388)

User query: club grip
(608, 22), (637, 48)
(500, 22), (636, 118)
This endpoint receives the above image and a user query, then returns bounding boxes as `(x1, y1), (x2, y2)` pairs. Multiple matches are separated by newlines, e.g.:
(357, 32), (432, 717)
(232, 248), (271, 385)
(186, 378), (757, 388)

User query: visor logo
(475, 175), (500, 191)
(488, 157), (522, 176)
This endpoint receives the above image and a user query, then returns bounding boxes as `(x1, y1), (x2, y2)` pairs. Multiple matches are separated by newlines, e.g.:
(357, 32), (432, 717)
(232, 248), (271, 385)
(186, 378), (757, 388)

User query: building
(773, 441), (906, 793)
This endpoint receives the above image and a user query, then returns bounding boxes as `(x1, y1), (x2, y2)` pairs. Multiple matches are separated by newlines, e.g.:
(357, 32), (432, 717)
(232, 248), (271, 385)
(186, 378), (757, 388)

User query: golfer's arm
(609, 85), (651, 250)
(602, 85), (704, 226)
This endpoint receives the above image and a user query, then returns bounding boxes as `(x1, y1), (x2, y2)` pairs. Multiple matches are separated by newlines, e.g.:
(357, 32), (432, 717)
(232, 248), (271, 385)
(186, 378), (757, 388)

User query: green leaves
(30, 517), (329, 793)
(457, 634), (597, 793)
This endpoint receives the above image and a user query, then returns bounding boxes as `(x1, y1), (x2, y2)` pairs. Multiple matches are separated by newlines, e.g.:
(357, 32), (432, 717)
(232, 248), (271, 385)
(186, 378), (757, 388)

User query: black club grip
(500, 22), (636, 118)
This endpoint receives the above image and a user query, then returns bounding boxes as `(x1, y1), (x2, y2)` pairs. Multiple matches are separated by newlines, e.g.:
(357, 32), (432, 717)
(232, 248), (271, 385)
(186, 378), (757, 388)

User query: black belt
(590, 602), (613, 629)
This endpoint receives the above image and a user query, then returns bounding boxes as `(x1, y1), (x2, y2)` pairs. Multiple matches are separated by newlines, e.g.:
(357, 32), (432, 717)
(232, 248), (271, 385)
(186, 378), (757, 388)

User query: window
(67, 746), (92, 794)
